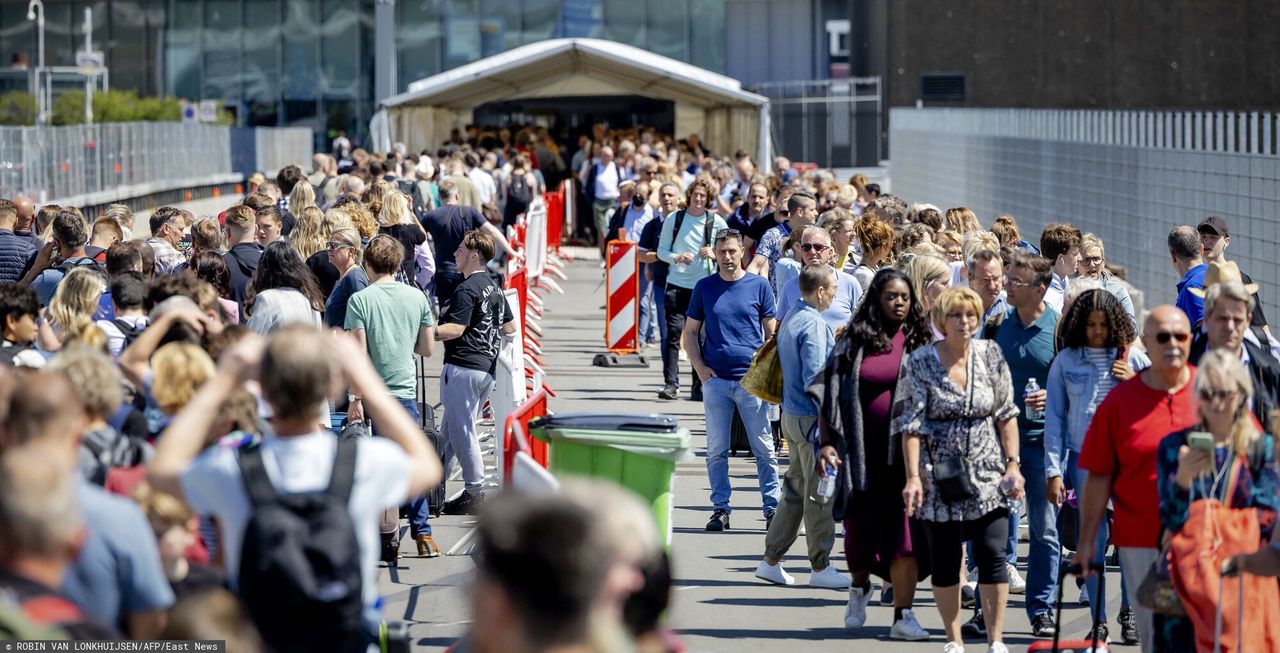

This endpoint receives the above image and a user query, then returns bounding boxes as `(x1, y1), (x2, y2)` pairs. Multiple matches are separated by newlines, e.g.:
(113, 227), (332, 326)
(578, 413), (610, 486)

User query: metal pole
(27, 0), (45, 127)
(83, 7), (94, 125)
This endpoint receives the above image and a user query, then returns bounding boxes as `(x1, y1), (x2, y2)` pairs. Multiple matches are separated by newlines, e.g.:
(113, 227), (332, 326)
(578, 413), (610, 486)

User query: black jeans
(662, 284), (701, 394)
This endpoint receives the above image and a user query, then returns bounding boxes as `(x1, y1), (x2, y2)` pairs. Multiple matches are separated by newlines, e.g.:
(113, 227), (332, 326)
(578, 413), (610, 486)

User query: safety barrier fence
(447, 181), (570, 556)
(492, 181), (571, 486)
(0, 122), (312, 208)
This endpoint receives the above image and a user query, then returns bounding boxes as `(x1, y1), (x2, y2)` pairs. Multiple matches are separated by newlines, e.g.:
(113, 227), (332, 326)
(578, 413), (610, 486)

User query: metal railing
(889, 106), (1280, 317)
(892, 107), (1280, 157)
(751, 78), (883, 168)
(0, 123), (312, 205)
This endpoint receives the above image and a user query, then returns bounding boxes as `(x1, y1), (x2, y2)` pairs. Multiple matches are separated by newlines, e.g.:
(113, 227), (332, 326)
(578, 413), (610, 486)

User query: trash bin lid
(530, 413), (691, 455)
(530, 413), (680, 433)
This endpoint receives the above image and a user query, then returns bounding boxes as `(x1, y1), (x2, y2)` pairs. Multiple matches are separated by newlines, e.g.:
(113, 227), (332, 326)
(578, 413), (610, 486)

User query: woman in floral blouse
(897, 287), (1024, 653)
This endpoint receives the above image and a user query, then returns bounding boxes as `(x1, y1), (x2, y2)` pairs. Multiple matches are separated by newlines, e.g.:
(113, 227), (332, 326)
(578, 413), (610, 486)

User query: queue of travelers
(1, 124), (1279, 653)
(585, 138), (1278, 652)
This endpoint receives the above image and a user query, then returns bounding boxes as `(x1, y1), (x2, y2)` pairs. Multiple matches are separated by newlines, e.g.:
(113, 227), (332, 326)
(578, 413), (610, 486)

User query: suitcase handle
(1049, 562), (1106, 651)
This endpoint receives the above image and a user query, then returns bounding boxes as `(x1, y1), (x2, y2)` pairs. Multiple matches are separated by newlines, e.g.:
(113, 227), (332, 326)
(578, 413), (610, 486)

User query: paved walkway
(377, 258), (1131, 652)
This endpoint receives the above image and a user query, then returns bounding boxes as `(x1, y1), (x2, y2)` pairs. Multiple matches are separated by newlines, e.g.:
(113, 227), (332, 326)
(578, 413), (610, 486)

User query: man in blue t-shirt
(991, 251), (1061, 636)
(684, 230), (779, 532)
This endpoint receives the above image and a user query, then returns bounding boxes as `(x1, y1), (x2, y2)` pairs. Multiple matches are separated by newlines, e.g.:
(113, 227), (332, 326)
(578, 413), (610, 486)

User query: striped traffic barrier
(594, 239), (649, 368)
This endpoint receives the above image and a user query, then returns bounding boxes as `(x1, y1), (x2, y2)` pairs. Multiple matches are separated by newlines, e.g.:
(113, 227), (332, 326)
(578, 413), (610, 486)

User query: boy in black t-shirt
(434, 231), (516, 515)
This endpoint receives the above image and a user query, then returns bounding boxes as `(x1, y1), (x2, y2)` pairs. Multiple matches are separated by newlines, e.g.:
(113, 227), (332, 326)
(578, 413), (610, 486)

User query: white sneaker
(844, 585), (872, 629)
(943, 642), (965, 653)
(1078, 584), (1091, 606)
(678, 349), (688, 362)
(754, 560), (795, 586)
(965, 567), (979, 591)
(809, 566), (851, 589)
(986, 642), (1008, 653)
(1006, 563), (1026, 594)
(889, 608), (930, 641)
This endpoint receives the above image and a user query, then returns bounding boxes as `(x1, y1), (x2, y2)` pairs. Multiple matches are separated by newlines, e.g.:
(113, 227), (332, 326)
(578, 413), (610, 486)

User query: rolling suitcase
(1028, 563), (1109, 652)
(420, 402), (447, 516)
(338, 420), (402, 563)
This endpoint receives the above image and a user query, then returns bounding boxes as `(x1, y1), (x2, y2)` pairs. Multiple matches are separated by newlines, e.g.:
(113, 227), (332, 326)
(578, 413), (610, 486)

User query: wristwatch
(1005, 455), (1021, 465)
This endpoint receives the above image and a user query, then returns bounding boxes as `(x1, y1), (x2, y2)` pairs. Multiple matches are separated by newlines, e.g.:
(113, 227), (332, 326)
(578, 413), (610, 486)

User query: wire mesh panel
(890, 106), (1280, 323)
(751, 78), (883, 168)
(0, 123), (309, 204)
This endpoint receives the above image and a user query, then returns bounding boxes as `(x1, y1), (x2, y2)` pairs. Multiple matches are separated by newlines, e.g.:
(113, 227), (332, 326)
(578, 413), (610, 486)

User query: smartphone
(1188, 431), (1215, 450)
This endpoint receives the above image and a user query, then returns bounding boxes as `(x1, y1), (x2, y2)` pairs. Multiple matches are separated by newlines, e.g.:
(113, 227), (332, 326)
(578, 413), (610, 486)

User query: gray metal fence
(751, 78), (883, 168)
(890, 106), (1280, 316)
(0, 123), (312, 206)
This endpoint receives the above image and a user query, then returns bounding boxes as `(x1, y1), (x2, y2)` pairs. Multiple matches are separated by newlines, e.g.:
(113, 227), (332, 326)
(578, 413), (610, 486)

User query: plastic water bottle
(816, 465), (837, 505)
(1024, 377), (1043, 421)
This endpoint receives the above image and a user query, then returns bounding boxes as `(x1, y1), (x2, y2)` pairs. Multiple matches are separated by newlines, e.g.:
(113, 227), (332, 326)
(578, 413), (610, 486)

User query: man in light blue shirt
(757, 265), (847, 589)
(775, 226), (863, 330)
(656, 178), (728, 401)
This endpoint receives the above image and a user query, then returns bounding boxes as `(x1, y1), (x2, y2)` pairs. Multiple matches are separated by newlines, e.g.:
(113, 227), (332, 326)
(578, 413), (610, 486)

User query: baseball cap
(1197, 215), (1229, 238)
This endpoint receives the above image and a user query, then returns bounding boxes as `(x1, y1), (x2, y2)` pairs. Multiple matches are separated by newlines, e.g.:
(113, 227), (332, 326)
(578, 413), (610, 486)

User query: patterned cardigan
(808, 336), (914, 497)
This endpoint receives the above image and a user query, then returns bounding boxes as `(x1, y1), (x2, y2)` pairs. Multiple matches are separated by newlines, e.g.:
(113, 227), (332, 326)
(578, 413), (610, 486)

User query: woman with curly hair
(244, 241), (324, 335)
(1044, 288), (1148, 643)
(813, 268), (935, 640)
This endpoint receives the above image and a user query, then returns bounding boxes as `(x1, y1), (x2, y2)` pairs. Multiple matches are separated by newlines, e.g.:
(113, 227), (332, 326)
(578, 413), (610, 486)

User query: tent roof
(382, 38), (768, 110)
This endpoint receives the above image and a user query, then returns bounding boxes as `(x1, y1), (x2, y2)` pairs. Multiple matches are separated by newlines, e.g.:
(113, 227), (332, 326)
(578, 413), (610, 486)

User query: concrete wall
(886, 1), (1280, 110)
(889, 107), (1280, 313)
(725, 0), (818, 87)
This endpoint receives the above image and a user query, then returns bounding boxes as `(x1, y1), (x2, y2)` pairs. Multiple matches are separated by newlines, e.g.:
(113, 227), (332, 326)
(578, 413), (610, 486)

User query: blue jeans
(1020, 441), (1059, 619)
(1066, 450), (1129, 617)
(637, 266), (660, 345)
(703, 377), (779, 515)
(372, 397), (430, 538)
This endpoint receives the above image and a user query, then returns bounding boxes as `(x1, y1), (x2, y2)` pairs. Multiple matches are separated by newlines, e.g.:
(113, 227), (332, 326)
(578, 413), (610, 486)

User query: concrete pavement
(378, 257), (1132, 652)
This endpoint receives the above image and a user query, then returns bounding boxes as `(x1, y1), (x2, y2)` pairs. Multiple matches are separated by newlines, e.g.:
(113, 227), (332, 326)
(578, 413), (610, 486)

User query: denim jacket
(1044, 345), (1150, 478)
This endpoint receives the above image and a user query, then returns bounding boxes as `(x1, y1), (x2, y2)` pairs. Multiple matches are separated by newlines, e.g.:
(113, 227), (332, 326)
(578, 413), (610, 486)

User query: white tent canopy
(379, 38), (771, 165)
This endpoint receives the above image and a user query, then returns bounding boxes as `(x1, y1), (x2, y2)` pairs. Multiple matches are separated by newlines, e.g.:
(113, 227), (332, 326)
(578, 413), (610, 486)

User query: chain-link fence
(751, 78), (884, 169)
(0, 123), (312, 205)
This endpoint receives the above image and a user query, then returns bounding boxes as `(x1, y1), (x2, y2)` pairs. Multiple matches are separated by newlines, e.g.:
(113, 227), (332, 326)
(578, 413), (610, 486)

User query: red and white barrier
(605, 239), (639, 354)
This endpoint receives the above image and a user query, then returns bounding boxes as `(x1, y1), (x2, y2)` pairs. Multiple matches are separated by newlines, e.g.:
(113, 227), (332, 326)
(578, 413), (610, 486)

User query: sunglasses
(327, 241), (352, 250)
(799, 243), (830, 252)
(1082, 256), (1104, 266)
(1155, 331), (1190, 344)
(1199, 388), (1236, 402)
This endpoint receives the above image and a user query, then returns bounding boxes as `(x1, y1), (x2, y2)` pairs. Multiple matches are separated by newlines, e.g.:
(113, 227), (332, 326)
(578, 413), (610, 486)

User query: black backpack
(665, 209), (714, 250)
(507, 173), (534, 209)
(236, 437), (366, 653)
(56, 256), (105, 275)
(397, 179), (429, 218)
(111, 319), (144, 350)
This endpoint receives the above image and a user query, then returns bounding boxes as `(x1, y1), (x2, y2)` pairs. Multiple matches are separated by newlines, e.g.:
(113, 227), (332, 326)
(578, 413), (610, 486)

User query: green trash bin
(530, 413), (691, 546)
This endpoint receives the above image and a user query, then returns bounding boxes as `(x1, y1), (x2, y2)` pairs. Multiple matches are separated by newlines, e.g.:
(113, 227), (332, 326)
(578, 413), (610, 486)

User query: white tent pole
(757, 102), (773, 168)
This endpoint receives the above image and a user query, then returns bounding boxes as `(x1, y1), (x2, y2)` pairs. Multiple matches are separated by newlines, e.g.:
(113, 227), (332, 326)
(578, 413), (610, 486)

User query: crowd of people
(578, 136), (1280, 652)
(1, 121), (1279, 653)
(0, 133), (679, 651)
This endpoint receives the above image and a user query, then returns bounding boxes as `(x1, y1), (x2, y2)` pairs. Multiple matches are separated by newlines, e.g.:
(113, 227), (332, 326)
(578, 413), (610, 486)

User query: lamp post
(27, 0), (46, 127)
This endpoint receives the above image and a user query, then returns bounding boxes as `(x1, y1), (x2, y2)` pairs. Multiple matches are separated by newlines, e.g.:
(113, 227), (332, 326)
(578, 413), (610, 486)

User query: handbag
(1168, 447), (1280, 652)
(923, 345), (979, 504)
(741, 334), (783, 405)
(1136, 542), (1186, 617)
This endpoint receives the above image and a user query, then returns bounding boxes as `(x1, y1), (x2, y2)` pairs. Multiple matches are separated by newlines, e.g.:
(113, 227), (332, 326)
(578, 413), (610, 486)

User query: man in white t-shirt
(148, 326), (442, 639)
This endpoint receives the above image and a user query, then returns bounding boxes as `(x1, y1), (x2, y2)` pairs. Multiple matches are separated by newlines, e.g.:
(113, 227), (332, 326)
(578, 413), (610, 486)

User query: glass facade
(0, 0), (725, 144)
